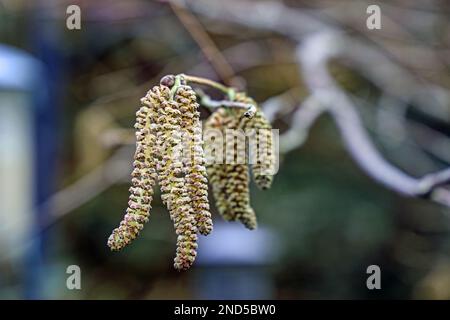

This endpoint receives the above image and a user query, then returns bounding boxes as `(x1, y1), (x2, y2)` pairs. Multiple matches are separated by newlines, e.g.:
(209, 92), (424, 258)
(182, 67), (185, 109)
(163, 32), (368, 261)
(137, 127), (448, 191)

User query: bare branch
(261, 88), (302, 123)
(169, 0), (236, 85)
(279, 96), (325, 153)
(297, 31), (450, 204)
(187, 0), (449, 119)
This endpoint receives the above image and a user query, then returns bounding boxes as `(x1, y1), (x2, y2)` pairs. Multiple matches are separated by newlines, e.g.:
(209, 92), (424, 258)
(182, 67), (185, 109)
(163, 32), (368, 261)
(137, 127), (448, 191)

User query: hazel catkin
(107, 88), (160, 251)
(205, 107), (257, 229)
(235, 92), (276, 190)
(176, 85), (213, 236)
(152, 86), (198, 271)
(204, 109), (233, 220)
(224, 112), (257, 230)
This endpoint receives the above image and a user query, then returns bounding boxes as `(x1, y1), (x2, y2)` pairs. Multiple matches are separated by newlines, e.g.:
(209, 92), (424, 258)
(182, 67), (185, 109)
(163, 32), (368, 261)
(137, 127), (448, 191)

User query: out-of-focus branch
(261, 88), (302, 123)
(169, 0), (236, 85)
(186, 0), (449, 119)
(44, 145), (134, 223)
(279, 96), (325, 153)
(297, 31), (450, 204)
(184, 0), (330, 38)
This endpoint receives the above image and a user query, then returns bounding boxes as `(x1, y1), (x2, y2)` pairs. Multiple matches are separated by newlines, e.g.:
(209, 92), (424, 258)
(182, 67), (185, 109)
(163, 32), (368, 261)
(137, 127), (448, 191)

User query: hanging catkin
(153, 85), (198, 271)
(247, 111), (275, 190)
(235, 92), (276, 190)
(175, 85), (213, 236)
(204, 108), (233, 220)
(205, 106), (257, 229)
(107, 88), (160, 251)
(224, 110), (257, 230)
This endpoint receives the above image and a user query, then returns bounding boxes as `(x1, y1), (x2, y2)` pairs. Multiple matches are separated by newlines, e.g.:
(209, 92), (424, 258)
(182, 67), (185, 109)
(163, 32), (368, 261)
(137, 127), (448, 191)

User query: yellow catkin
(152, 85), (198, 271)
(108, 74), (275, 269)
(248, 110), (275, 189)
(204, 109), (234, 220)
(176, 85), (213, 236)
(205, 106), (257, 229)
(107, 88), (159, 251)
(235, 92), (275, 190)
(224, 112), (257, 230)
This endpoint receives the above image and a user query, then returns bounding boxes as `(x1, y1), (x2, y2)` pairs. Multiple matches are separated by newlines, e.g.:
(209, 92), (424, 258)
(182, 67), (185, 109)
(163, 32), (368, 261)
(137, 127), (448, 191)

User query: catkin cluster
(107, 74), (276, 270)
(108, 80), (211, 271)
(205, 92), (276, 229)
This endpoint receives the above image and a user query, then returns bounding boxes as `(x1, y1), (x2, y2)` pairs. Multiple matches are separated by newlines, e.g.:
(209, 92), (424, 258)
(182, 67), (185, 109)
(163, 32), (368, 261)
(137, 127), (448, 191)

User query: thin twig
(183, 74), (232, 95)
(196, 88), (256, 117)
(169, 0), (236, 85)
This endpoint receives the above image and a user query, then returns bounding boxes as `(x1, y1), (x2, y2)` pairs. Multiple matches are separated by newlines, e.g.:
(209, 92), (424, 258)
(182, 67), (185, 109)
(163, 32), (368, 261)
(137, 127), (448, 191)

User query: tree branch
(169, 0), (236, 85)
(297, 31), (450, 204)
(279, 96), (325, 153)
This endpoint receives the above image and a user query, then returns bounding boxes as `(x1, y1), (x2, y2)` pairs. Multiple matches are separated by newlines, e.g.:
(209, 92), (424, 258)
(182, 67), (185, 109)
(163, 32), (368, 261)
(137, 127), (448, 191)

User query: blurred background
(1, 0), (450, 299)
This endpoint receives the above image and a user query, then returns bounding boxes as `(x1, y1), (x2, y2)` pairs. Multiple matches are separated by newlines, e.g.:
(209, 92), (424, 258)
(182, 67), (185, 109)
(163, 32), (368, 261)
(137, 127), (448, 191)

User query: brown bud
(160, 74), (175, 87)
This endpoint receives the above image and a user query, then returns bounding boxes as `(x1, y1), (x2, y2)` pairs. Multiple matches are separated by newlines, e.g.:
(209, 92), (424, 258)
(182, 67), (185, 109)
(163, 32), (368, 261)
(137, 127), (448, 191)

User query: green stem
(170, 75), (182, 100)
(182, 74), (234, 97)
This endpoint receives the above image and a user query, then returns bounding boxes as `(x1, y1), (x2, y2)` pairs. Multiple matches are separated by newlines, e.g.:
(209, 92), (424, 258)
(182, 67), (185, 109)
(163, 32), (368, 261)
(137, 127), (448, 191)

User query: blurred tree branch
(169, 0), (236, 86)
(298, 31), (450, 205)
